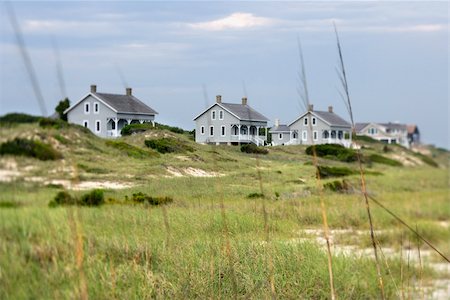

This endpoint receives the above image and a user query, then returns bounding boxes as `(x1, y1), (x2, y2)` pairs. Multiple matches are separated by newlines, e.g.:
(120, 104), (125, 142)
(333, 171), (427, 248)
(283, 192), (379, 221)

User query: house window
(94, 102), (99, 114)
(279, 133), (283, 140)
(111, 121), (116, 130)
(219, 110), (224, 120)
(83, 120), (88, 128)
(312, 117), (316, 126)
(368, 127), (378, 135)
(95, 120), (101, 133)
(211, 111), (216, 120)
(221, 125), (225, 136)
(313, 131), (318, 141)
(304, 117), (308, 126)
(84, 103), (90, 114)
(210, 126), (214, 136)
(302, 130), (307, 141)
(201, 126), (205, 135)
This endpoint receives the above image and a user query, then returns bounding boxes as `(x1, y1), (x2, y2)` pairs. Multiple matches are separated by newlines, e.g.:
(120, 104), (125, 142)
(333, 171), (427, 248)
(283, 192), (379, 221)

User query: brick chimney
(242, 97), (248, 105)
(90, 84), (97, 93)
(126, 87), (132, 96)
(328, 105), (333, 113)
(308, 104), (314, 111)
(216, 95), (222, 103)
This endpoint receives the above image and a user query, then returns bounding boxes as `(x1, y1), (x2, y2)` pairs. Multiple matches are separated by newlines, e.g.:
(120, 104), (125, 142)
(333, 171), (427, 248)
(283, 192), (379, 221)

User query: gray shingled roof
(314, 111), (350, 127)
(380, 122), (407, 131)
(221, 103), (269, 121)
(269, 125), (290, 132)
(355, 123), (369, 132)
(95, 93), (158, 115)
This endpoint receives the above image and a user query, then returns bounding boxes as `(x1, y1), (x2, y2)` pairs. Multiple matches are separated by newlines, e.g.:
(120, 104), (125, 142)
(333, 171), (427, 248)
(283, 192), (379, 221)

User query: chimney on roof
(126, 87), (132, 96)
(275, 118), (280, 127)
(242, 97), (248, 105)
(328, 105), (333, 113)
(216, 95), (222, 103)
(90, 84), (97, 93)
(308, 104), (314, 111)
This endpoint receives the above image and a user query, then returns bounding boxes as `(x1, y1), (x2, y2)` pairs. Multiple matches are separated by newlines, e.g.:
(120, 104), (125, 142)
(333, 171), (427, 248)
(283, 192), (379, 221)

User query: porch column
(151, 121), (155, 127)
(139, 120), (144, 124)
(238, 125), (241, 142)
(114, 118), (118, 137)
(328, 130), (331, 143)
(126, 119), (132, 125)
(265, 126), (268, 141)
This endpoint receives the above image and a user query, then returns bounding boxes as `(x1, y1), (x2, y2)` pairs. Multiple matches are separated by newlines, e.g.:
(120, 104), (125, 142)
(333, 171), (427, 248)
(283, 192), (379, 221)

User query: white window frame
(312, 117), (316, 126)
(211, 110), (216, 120)
(95, 120), (101, 133)
(302, 130), (307, 141)
(94, 102), (99, 114)
(279, 133), (283, 140)
(303, 117), (308, 126)
(200, 126), (205, 135)
(219, 110), (224, 120)
(313, 131), (318, 141)
(209, 125), (214, 136)
(83, 120), (89, 128)
(221, 125), (226, 136)
(84, 102), (90, 114)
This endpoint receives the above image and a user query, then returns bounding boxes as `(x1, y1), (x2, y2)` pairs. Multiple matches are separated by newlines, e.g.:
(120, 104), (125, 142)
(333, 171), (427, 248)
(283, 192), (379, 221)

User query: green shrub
(79, 189), (104, 206)
(354, 134), (378, 143)
(240, 144), (268, 155)
(39, 118), (67, 129)
(247, 192), (265, 199)
(105, 140), (157, 158)
(50, 191), (76, 206)
(0, 138), (62, 161)
(128, 192), (173, 206)
(0, 113), (41, 125)
(144, 138), (194, 154)
(368, 154), (402, 167)
(323, 180), (351, 193)
(121, 122), (188, 136)
(414, 153), (439, 168)
(317, 165), (355, 178)
(305, 144), (357, 162)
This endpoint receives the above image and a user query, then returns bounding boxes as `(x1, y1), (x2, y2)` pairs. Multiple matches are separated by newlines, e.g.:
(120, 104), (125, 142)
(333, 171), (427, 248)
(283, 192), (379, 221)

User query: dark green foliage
(121, 122), (189, 136)
(105, 140), (158, 158)
(0, 113), (41, 125)
(383, 145), (391, 153)
(144, 138), (194, 154)
(369, 154), (402, 167)
(0, 201), (21, 208)
(53, 134), (69, 145)
(246, 192), (265, 199)
(305, 144), (357, 162)
(414, 153), (439, 168)
(38, 118), (67, 129)
(354, 134), (377, 143)
(50, 191), (76, 206)
(240, 144), (268, 155)
(128, 192), (173, 206)
(0, 138), (62, 161)
(316, 165), (355, 178)
(323, 179), (351, 193)
(55, 98), (70, 121)
(80, 189), (104, 206)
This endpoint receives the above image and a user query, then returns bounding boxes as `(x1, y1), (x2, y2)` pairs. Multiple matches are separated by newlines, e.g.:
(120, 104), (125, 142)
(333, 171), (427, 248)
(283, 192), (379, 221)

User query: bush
(354, 134), (378, 143)
(368, 154), (402, 167)
(128, 192), (173, 206)
(50, 191), (76, 206)
(144, 138), (194, 154)
(79, 189), (104, 206)
(247, 192), (265, 199)
(0, 113), (41, 125)
(240, 144), (268, 155)
(39, 118), (67, 129)
(323, 180), (351, 193)
(120, 122), (188, 136)
(317, 165), (355, 178)
(105, 140), (158, 158)
(0, 138), (62, 161)
(305, 144), (357, 162)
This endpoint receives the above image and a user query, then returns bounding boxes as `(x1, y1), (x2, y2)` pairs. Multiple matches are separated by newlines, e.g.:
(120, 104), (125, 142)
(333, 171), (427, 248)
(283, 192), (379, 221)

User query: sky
(0, 1), (448, 148)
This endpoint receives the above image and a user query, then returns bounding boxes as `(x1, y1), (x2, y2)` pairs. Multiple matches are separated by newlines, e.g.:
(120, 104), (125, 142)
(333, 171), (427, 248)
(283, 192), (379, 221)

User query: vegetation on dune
(368, 154), (403, 167)
(323, 179), (352, 192)
(414, 152), (439, 168)
(105, 140), (158, 158)
(0, 137), (62, 161)
(241, 143), (269, 154)
(305, 144), (357, 162)
(120, 122), (192, 136)
(144, 137), (194, 154)
(49, 189), (105, 207)
(316, 165), (355, 178)
(38, 117), (68, 129)
(126, 192), (173, 206)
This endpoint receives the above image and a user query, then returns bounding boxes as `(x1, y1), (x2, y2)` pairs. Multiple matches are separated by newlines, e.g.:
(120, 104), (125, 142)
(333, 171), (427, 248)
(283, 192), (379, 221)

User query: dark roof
(355, 123), (369, 132)
(95, 92), (158, 115)
(380, 122), (407, 131)
(269, 125), (290, 132)
(313, 111), (351, 127)
(407, 124), (419, 134)
(220, 103), (269, 121)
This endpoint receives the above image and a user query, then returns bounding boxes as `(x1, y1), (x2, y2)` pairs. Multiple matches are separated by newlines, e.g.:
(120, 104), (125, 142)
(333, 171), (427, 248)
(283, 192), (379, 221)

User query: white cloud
(189, 12), (275, 31)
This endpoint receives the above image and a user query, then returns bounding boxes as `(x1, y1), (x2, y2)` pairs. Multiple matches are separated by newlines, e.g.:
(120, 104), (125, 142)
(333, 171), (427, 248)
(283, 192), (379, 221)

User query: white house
(64, 85), (158, 138)
(355, 122), (410, 148)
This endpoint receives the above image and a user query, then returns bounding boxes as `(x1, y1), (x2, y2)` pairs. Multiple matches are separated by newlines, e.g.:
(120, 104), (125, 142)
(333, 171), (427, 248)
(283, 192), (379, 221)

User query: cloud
(189, 12), (275, 31)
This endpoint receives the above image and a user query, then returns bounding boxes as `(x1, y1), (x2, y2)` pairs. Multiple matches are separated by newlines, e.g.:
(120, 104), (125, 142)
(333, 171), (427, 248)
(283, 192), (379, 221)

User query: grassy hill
(1, 120), (449, 298)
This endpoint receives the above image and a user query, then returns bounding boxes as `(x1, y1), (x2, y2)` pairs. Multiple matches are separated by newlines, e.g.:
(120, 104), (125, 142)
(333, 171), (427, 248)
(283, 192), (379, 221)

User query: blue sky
(0, 1), (448, 148)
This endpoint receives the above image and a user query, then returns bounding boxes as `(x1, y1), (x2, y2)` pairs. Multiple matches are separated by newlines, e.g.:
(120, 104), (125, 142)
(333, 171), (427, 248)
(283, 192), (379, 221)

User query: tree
(55, 98), (70, 121)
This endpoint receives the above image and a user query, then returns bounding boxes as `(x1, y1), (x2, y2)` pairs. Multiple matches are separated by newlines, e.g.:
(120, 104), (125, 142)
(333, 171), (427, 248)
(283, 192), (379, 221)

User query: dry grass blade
(416, 225), (424, 300)
(333, 23), (385, 299)
(297, 36), (336, 300)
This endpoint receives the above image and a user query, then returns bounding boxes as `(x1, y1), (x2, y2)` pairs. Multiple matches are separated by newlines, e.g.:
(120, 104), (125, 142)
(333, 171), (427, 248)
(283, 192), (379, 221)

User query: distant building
(270, 105), (352, 148)
(355, 122), (410, 148)
(193, 95), (269, 145)
(407, 124), (421, 146)
(64, 85), (158, 138)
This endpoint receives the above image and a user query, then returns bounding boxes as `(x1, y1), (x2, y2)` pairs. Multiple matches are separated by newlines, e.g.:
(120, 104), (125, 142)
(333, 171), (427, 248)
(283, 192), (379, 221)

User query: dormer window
(211, 110), (216, 120)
